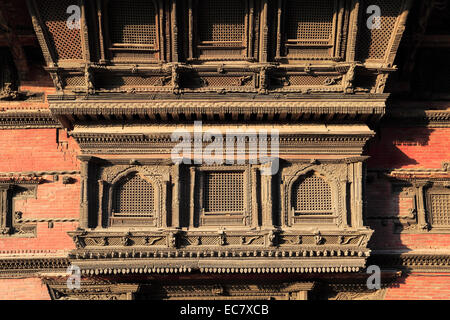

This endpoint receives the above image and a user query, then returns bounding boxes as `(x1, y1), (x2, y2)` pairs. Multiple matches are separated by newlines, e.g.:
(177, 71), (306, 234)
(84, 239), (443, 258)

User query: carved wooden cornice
(0, 257), (69, 278)
(43, 278), (316, 300)
(69, 125), (375, 156)
(0, 176), (44, 184)
(65, 228), (373, 275)
(383, 163), (450, 182)
(384, 106), (450, 128)
(48, 96), (387, 116)
(44, 280), (140, 300)
(0, 109), (60, 129)
(369, 251), (450, 272)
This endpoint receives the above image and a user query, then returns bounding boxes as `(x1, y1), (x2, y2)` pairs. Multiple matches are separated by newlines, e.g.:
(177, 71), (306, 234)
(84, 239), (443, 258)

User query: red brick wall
(0, 129), (80, 299)
(0, 129), (79, 172)
(0, 129), (80, 252)
(365, 126), (450, 251)
(385, 274), (450, 300)
(367, 127), (450, 169)
(0, 278), (50, 300)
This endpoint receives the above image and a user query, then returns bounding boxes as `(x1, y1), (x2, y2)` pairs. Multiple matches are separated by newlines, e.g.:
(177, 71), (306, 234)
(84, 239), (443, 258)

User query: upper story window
(34, 0), (84, 62)
(285, 0), (334, 45)
(198, 0), (245, 46)
(191, 0), (251, 61)
(357, 0), (404, 62)
(111, 172), (156, 226)
(276, 0), (343, 61)
(426, 187), (450, 228)
(107, 0), (159, 62)
(292, 173), (333, 216)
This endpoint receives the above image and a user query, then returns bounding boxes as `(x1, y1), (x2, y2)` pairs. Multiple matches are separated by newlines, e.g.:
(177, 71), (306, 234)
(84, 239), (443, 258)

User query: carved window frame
(0, 182), (38, 237)
(28, 0), (88, 66)
(425, 185), (450, 230)
(282, 164), (347, 228)
(274, 0), (345, 61)
(291, 172), (334, 216)
(187, 0), (255, 61)
(104, 167), (167, 228)
(191, 165), (253, 227)
(100, 0), (162, 63)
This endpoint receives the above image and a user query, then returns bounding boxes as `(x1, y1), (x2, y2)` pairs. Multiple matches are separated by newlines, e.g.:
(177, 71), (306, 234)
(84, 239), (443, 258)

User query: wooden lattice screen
(36, 0), (83, 61)
(429, 194), (450, 226)
(203, 171), (245, 214)
(198, 0), (245, 46)
(113, 174), (154, 217)
(357, 0), (403, 61)
(107, 0), (158, 61)
(292, 174), (333, 215)
(282, 0), (336, 59)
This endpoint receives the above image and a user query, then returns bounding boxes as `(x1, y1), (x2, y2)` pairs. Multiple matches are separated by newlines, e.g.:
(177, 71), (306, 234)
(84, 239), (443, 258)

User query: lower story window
(427, 189), (450, 227)
(195, 168), (250, 227)
(292, 173), (333, 216)
(203, 171), (245, 214)
(111, 173), (155, 226)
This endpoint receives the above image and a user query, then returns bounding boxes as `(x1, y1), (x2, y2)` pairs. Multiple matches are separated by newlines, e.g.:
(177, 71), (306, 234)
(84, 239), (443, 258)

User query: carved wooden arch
(106, 167), (165, 228)
(282, 165), (343, 228)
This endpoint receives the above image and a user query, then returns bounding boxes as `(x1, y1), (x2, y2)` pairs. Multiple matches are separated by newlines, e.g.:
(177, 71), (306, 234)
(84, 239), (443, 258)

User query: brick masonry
(0, 278), (50, 300)
(385, 274), (450, 300)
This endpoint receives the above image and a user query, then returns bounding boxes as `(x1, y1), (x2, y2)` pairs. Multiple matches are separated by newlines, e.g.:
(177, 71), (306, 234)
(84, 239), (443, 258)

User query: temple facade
(0, 0), (449, 300)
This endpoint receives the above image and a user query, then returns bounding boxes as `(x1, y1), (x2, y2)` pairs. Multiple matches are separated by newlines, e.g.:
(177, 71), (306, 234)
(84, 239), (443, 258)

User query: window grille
(109, 0), (157, 47)
(357, 0), (403, 61)
(203, 171), (245, 213)
(292, 174), (333, 215)
(429, 194), (450, 226)
(113, 174), (154, 217)
(285, 0), (334, 44)
(36, 0), (83, 60)
(197, 0), (245, 46)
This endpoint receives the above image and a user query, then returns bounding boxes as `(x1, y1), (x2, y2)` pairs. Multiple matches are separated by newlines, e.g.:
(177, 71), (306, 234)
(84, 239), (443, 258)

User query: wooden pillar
(79, 156), (94, 229)
(97, 180), (106, 228)
(351, 161), (364, 228)
(189, 167), (196, 228)
(251, 166), (259, 228)
(0, 184), (12, 234)
(414, 181), (431, 230)
(172, 163), (181, 228)
(261, 162), (273, 227)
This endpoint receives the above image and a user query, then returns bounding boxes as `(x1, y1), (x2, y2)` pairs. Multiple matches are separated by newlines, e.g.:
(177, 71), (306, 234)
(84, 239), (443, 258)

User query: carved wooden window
(292, 173), (333, 216)
(357, 0), (404, 61)
(34, 0), (84, 62)
(111, 173), (156, 226)
(190, 0), (253, 60)
(426, 187), (450, 228)
(203, 171), (245, 213)
(193, 167), (251, 227)
(0, 182), (38, 237)
(106, 0), (160, 62)
(276, 0), (344, 61)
